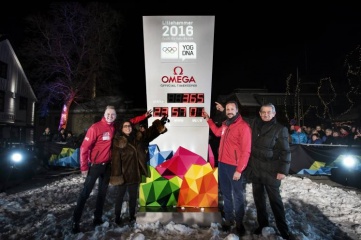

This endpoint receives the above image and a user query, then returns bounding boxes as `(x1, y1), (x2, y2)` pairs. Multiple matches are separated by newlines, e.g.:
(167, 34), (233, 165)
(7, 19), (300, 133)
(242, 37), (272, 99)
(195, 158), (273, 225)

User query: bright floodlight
(10, 152), (23, 163)
(342, 155), (357, 169)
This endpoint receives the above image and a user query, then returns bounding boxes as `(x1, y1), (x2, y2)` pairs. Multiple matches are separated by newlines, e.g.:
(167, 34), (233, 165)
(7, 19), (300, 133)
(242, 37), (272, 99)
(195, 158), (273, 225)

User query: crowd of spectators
(38, 127), (85, 148)
(289, 124), (361, 145)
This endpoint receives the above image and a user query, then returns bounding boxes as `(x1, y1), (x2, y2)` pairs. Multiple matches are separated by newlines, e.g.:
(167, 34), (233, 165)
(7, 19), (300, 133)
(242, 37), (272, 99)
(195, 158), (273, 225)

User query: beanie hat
(294, 125), (301, 131)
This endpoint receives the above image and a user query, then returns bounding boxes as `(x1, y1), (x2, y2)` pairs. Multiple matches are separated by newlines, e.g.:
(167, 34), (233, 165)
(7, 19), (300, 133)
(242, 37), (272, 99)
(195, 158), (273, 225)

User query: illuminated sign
(167, 93), (204, 103)
(143, 16), (215, 161)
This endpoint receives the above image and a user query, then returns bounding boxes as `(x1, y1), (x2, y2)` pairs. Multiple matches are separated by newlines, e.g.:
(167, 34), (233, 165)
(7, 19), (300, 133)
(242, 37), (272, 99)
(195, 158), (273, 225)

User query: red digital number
(153, 107), (168, 117)
(167, 93), (204, 103)
(184, 93), (204, 103)
(197, 93), (204, 103)
(189, 107), (204, 117)
(171, 107), (187, 117)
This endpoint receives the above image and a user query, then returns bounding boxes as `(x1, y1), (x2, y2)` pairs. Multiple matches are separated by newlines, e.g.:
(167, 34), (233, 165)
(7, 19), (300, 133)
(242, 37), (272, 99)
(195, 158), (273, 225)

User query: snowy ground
(0, 174), (361, 240)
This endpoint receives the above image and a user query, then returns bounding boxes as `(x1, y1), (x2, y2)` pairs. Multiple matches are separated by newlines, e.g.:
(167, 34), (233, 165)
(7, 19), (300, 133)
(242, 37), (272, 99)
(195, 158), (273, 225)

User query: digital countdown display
(153, 93), (205, 118)
(153, 106), (204, 117)
(167, 93), (204, 103)
(143, 15), (214, 161)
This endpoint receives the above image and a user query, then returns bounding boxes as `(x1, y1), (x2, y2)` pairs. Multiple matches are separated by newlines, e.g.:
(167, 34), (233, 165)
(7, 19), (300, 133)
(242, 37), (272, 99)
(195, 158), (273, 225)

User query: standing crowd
(39, 127), (81, 147)
(289, 123), (361, 145)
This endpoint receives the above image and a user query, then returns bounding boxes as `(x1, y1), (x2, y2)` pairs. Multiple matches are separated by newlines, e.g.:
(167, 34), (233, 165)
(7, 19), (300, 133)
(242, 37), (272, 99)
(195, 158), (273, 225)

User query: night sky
(2, 3), (361, 107)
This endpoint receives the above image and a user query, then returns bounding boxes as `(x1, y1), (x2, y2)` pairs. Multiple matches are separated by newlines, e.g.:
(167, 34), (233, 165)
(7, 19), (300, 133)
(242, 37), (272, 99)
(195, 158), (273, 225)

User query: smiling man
(71, 105), (117, 234)
(202, 100), (251, 237)
(246, 103), (292, 239)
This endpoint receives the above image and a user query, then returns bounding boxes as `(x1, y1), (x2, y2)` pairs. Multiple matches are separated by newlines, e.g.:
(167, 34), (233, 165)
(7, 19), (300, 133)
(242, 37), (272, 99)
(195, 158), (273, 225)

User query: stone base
(136, 206), (222, 227)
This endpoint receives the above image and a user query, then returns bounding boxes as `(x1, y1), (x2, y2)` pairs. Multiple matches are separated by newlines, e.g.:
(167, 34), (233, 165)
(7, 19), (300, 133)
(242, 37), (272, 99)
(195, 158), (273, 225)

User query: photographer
(110, 115), (168, 225)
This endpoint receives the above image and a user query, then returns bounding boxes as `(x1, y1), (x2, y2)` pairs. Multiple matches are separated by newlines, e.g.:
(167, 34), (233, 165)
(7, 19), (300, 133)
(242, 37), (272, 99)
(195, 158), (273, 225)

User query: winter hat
(294, 125), (301, 131)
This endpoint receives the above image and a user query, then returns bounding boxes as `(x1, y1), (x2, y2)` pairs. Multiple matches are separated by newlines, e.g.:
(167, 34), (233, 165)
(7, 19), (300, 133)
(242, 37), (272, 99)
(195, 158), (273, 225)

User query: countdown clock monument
(143, 16), (215, 161)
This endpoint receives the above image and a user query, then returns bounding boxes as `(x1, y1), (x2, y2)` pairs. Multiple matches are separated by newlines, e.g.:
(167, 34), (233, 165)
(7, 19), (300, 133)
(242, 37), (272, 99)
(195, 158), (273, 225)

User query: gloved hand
(81, 171), (88, 178)
(160, 115), (170, 125)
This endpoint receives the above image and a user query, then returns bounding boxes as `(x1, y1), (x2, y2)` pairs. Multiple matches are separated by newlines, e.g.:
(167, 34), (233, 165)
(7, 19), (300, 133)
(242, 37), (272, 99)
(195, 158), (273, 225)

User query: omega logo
(161, 66), (196, 83)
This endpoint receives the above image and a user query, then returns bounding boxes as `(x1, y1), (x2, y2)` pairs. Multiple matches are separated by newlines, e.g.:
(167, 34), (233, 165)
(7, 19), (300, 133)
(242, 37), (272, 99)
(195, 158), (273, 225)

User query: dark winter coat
(39, 132), (53, 142)
(246, 117), (291, 187)
(110, 119), (167, 185)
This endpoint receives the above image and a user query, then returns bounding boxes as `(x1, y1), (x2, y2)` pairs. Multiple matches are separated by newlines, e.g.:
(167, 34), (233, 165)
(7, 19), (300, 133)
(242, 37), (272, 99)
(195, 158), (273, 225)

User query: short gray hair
(105, 105), (115, 111)
(260, 103), (276, 113)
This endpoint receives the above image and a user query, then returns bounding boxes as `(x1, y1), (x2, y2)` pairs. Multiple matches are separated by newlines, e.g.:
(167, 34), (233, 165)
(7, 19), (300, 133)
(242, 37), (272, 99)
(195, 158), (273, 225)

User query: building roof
(0, 39), (37, 101)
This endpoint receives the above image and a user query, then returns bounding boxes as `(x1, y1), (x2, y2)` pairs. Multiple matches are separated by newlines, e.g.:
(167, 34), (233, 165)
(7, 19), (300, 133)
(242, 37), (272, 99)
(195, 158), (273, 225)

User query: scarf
(225, 113), (239, 126)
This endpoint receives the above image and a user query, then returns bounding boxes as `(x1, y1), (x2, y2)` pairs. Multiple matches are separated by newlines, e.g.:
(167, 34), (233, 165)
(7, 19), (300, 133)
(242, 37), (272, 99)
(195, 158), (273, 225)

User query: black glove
(160, 115), (170, 125)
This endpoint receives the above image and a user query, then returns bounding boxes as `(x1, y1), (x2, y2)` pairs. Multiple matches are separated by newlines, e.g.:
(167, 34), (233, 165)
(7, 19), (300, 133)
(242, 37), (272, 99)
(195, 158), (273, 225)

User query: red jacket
(208, 115), (251, 173)
(80, 117), (115, 171)
(130, 114), (147, 125)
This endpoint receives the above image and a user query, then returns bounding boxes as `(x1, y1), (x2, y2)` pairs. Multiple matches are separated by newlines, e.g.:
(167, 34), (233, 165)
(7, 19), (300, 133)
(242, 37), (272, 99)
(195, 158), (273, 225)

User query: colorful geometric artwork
(140, 145), (219, 208)
(148, 144), (160, 160)
(155, 146), (207, 180)
(177, 163), (218, 207)
(49, 147), (79, 167)
(139, 165), (181, 207)
(148, 149), (173, 168)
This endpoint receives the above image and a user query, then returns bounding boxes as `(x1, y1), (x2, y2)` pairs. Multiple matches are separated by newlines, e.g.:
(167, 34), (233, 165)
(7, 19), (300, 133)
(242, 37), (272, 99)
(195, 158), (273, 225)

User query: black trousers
(252, 182), (289, 237)
(73, 163), (111, 223)
(114, 183), (138, 218)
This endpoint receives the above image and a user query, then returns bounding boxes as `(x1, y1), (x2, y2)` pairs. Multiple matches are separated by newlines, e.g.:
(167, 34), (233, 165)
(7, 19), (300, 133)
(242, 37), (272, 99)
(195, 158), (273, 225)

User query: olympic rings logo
(162, 47), (177, 54)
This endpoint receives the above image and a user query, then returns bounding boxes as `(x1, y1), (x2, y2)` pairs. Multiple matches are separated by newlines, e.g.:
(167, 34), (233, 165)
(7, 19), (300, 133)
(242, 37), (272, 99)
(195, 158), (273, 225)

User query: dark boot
(115, 215), (122, 225)
(236, 222), (246, 236)
(71, 222), (80, 234)
(221, 219), (233, 232)
(93, 218), (104, 226)
(253, 226), (264, 235)
(129, 215), (136, 226)
(280, 232), (291, 240)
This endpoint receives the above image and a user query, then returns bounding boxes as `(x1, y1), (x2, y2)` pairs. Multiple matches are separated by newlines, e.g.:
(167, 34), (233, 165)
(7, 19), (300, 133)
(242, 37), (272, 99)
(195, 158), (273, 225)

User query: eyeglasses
(123, 125), (132, 128)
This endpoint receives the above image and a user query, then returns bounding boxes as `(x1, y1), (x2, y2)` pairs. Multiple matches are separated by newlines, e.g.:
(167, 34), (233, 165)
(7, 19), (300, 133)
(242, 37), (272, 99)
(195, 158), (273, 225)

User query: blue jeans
(218, 162), (246, 224)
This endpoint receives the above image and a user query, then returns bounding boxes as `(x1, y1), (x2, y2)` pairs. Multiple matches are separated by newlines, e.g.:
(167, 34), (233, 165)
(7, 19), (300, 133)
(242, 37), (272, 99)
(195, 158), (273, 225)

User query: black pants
(114, 183), (138, 218)
(252, 182), (289, 237)
(73, 163), (111, 223)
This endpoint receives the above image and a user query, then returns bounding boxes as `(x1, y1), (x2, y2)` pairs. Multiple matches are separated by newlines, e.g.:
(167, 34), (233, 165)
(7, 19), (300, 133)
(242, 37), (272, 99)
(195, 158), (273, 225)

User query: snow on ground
(1, 174), (361, 240)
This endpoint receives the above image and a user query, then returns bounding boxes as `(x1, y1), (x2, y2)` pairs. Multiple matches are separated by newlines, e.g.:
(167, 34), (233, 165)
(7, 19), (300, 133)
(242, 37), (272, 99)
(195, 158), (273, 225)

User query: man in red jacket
(202, 100), (251, 237)
(71, 105), (117, 233)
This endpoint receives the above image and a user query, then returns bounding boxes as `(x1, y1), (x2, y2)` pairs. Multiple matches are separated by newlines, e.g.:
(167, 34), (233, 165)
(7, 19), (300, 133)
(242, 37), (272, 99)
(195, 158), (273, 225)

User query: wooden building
(0, 38), (37, 144)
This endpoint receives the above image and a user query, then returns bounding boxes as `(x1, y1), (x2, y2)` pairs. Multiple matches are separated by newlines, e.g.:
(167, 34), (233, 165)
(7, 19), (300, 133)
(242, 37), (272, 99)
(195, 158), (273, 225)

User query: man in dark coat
(246, 103), (291, 239)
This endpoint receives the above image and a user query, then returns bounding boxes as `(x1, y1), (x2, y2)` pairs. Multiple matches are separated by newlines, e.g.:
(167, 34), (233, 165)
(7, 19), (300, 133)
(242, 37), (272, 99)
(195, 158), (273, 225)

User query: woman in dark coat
(110, 117), (167, 225)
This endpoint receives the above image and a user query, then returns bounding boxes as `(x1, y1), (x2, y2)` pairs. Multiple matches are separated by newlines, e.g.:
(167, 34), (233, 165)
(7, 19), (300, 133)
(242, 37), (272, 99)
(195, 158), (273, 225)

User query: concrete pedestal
(136, 206), (222, 227)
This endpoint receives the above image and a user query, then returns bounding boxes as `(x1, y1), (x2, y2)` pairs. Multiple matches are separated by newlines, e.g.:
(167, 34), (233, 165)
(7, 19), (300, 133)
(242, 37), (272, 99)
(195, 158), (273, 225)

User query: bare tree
(342, 45), (361, 116)
(20, 2), (123, 130)
(284, 74), (338, 126)
(284, 42), (361, 126)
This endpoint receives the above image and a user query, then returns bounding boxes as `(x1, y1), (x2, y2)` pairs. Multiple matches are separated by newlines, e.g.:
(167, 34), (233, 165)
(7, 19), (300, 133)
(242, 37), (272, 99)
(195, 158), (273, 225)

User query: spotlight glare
(10, 152), (23, 163)
(342, 155), (356, 169)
